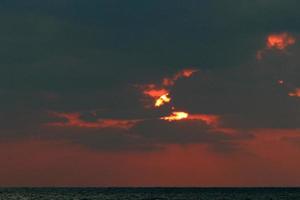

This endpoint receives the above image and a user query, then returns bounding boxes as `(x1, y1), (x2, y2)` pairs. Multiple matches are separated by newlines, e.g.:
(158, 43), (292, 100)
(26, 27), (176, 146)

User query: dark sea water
(0, 188), (299, 200)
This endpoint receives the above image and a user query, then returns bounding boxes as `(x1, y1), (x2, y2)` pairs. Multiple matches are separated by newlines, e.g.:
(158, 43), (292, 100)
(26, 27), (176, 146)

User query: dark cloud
(38, 118), (246, 153)
(3, 0), (300, 91)
(0, 98), (249, 152)
(172, 49), (300, 129)
(0, 0), (300, 154)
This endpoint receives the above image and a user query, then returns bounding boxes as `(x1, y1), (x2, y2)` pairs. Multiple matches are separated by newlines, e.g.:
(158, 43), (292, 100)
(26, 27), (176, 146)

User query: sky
(1, 0), (300, 187)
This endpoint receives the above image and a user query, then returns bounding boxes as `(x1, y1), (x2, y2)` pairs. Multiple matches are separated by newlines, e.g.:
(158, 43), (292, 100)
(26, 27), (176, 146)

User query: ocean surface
(0, 188), (299, 200)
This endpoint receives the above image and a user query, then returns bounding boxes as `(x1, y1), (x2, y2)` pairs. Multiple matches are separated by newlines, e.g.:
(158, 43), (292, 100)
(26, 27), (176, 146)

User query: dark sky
(1, 0), (300, 186)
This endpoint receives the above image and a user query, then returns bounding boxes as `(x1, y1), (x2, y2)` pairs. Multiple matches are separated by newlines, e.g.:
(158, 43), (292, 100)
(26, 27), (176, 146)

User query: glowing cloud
(155, 93), (171, 107)
(162, 69), (198, 86)
(47, 112), (140, 130)
(256, 32), (296, 60)
(266, 33), (295, 50)
(181, 69), (198, 77)
(160, 111), (189, 121)
(160, 111), (220, 126)
(288, 88), (300, 97)
(142, 86), (171, 108)
(143, 88), (169, 98)
(141, 68), (198, 107)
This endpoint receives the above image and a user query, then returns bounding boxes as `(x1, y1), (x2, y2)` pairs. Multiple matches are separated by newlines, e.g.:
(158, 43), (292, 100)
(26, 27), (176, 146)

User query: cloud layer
(1, 0), (300, 186)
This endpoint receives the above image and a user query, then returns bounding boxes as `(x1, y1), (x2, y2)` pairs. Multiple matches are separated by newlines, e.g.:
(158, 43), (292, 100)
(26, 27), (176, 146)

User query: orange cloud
(143, 87), (169, 98)
(256, 32), (296, 60)
(160, 111), (189, 121)
(142, 86), (171, 108)
(160, 111), (220, 126)
(154, 93), (171, 107)
(288, 88), (300, 97)
(162, 69), (198, 86)
(141, 68), (198, 108)
(47, 112), (140, 130)
(266, 33), (295, 50)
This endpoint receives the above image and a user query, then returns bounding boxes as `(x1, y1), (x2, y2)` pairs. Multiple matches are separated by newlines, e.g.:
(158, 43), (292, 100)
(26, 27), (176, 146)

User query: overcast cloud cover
(0, 0), (300, 186)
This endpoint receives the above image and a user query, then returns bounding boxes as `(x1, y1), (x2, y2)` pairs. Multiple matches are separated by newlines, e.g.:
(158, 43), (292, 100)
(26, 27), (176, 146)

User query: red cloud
(266, 33), (295, 50)
(288, 88), (300, 97)
(160, 111), (220, 126)
(256, 32), (296, 60)
(47, 112), (140, 130)
(162, 69), (198, 86)
(143, 87), (169, 98)
(141, 85), (171, 107)
(160, 111), (189, 121)
(140, 68), (198, 108)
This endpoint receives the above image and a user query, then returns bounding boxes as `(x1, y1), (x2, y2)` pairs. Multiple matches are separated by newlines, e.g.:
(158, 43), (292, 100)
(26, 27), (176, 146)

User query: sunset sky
(1, 0), (300, 186)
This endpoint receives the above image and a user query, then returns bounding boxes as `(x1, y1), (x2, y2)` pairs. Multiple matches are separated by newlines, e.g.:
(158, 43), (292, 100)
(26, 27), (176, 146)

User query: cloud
(266, 33), (296, 50)
(3, 40), (300, 152)
(142, 86), (170, 107)
(1, 1), (300, 155)
(256, 32), (296, 60)
(160, 111), (220, 126)
(172, 59), (300, 130)
(288, 88), (300, 97)
(160, 111), (189, 121)
(2, 39), (300, 153)
(162, 69), (198, 87)
(2, 0), (300, 186)
(46, 112), (141, 130)
(187, 114), (220, 126)
(42, 115), (241, 152)
(138, 69), (198, 108)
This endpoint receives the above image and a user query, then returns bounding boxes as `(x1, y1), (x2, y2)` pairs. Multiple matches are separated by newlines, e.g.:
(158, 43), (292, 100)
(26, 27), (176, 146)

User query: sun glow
(160, 112), (189, 121)
(140, 68), (198, 107)
(155, 93), (171, 107)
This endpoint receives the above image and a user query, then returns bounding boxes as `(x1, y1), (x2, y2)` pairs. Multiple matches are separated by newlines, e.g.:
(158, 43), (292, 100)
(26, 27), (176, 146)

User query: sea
(0, 188), (299, 200)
